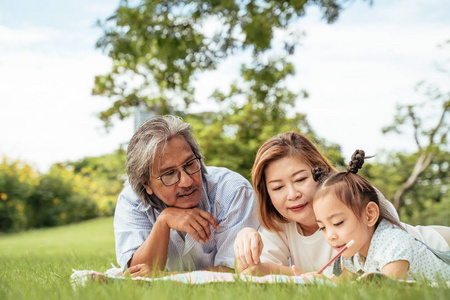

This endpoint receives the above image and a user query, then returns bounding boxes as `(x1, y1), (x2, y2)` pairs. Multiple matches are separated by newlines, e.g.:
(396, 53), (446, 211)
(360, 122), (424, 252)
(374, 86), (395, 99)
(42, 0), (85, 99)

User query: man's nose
(178, 169), (193, 187)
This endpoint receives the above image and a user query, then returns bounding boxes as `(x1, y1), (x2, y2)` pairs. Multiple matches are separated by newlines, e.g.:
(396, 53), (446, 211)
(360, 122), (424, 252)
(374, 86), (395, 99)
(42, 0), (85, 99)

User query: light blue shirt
(114, 166), (259, 271)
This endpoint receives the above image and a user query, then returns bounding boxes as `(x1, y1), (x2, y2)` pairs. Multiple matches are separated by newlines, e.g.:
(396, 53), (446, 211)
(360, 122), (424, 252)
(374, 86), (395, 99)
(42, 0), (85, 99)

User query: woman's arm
(241, 262), (294, 276)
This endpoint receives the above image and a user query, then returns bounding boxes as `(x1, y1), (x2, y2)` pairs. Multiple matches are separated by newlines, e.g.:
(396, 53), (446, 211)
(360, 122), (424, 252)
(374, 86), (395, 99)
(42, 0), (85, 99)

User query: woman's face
(265, 156), (319, 231)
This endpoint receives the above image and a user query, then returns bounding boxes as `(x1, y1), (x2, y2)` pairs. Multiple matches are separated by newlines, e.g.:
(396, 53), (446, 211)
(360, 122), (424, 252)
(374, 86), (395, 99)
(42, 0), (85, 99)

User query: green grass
(0, 218), (448, 300)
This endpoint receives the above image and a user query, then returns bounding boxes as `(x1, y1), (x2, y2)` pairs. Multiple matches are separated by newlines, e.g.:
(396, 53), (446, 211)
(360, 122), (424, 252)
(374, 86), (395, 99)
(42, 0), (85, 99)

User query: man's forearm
(129, 218), (171, 271)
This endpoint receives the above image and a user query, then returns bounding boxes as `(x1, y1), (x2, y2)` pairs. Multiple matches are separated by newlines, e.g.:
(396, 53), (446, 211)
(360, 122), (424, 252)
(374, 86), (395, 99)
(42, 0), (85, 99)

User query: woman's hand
(234, 227), (264, 271)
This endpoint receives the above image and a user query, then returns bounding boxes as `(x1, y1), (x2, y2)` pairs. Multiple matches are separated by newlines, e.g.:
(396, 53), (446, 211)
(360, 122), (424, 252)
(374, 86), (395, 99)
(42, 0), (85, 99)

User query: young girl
(305, 150), (450, 282)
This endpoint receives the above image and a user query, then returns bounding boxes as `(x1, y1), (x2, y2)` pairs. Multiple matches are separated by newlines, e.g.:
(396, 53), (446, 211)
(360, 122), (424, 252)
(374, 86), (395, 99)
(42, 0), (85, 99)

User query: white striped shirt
(114, 166), (259, 271)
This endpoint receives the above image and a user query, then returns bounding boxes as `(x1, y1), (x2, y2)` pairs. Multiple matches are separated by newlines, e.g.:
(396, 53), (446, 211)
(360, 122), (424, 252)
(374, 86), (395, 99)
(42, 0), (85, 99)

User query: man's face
(144, 135), (203, 208)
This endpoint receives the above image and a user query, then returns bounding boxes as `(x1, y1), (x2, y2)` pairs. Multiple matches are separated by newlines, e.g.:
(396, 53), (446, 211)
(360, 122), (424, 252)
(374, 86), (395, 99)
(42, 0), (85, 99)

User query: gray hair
(126, 115), (206, 209)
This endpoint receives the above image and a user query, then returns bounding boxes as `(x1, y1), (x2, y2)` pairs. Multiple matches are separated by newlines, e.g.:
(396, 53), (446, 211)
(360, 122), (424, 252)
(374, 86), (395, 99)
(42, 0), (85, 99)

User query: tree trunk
(393, 153), (433, 211)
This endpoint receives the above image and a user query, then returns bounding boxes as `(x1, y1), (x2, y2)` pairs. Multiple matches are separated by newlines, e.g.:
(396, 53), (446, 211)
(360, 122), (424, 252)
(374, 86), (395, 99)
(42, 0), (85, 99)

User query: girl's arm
(381, 260), (409, 280)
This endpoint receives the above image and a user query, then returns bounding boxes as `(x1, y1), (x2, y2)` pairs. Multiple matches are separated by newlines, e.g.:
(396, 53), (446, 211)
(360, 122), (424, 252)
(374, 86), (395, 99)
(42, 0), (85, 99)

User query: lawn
(0, 217), (448, 300)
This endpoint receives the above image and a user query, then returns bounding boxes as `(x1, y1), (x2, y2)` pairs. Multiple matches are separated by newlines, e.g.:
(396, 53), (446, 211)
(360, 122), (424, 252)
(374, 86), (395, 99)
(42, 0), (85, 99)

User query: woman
(234, 132), (449, 277)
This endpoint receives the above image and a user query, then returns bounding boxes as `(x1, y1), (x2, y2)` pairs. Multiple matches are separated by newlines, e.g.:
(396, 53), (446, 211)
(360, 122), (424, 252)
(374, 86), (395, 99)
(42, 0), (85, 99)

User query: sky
(0, 0), (449, 173)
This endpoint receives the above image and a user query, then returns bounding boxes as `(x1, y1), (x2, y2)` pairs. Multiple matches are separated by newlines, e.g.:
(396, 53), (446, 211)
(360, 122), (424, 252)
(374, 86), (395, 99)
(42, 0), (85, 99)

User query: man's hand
(124, 264), (170, 278)
(234, 227), (264, 270)
(159, 207), (220, 244)
(124, 263), (153, 278)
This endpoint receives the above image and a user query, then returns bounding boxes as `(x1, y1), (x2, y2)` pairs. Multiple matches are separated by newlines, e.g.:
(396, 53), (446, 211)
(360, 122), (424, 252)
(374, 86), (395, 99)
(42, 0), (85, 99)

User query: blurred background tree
(0, 148), (126, 232)
(363, 44), (450, 225)
(382, 81), (449, 211)
(92, 0), (356, 177)
(0, 158), (35, 232)
(92, 0), (366, 127)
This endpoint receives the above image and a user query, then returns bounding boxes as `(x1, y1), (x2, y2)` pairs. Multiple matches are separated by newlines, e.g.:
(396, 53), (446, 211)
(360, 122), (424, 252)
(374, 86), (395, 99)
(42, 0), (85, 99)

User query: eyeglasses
(152, 157), (202, 186)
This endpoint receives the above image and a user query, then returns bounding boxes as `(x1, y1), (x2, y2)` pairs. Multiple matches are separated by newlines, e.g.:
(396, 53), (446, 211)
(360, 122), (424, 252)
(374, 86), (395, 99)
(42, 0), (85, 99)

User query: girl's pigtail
(347, 150), (366, 174)
(347, 150), (375, 174)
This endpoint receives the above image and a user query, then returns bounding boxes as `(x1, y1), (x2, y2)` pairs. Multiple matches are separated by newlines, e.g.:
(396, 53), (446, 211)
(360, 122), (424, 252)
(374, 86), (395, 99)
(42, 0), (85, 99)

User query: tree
(382, 57), (450, 210)
(93, 0), (370, 127)
(185, 58), (345, 179)
(92, 0), (355, 175)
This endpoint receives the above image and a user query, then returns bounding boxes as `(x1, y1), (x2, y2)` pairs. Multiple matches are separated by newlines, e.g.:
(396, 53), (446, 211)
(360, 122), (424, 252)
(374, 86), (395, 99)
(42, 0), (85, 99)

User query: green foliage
(25, 164), (99, 228)
(186, 58), (344, 179)
(93, 0), (370, 127)
(0, 158), (36, 232)
(66, 148), (127, 215)
(399, 150), (450, 226)
(0, 217), (449, 300)
(381, 47), (449, 211)
(0, 150), (127, 232)
(360, 151), (450, 226)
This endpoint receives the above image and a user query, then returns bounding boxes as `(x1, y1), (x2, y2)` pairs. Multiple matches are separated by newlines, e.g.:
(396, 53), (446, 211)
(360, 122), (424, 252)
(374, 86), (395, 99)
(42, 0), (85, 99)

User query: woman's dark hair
(312, 150), (403, 229)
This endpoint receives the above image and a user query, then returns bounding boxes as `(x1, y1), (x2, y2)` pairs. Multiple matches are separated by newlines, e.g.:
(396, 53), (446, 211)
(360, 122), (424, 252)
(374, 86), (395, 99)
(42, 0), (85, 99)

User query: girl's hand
(291, 265), (305, 276)
(292, 266), (327, 284)
(234, 227), (264, 270)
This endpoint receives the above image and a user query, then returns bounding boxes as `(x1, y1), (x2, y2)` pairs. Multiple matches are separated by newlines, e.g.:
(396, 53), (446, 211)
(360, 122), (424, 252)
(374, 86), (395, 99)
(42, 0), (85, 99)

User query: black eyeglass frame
(152, 157), (202, 186)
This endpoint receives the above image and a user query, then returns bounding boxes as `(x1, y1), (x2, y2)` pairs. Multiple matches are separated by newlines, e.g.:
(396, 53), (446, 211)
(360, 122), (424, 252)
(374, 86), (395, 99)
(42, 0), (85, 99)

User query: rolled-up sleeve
(114, 186), (153, 271)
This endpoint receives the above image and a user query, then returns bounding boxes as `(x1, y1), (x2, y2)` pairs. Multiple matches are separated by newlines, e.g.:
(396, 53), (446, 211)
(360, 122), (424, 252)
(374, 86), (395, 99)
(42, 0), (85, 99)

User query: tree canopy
(93, 0), (370, 127)
(92, 0), (357, 176)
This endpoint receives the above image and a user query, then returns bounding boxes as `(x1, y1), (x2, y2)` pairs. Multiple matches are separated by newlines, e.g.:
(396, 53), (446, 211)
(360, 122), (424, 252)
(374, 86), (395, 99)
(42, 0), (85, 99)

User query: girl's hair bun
(347, 150), (365, 174)
(311, 167), (329, 183)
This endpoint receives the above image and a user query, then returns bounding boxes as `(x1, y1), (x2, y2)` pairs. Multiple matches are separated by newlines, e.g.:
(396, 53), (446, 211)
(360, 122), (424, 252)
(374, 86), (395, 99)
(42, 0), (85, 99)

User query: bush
(25, 164), (100, 228)
(0, 157), (108, 232)
(0, 158), (36, 232)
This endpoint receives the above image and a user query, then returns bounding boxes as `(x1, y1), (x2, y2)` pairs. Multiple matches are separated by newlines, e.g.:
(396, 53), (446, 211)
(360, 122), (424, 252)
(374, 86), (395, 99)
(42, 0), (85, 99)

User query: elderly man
(114, 115), (259, 276)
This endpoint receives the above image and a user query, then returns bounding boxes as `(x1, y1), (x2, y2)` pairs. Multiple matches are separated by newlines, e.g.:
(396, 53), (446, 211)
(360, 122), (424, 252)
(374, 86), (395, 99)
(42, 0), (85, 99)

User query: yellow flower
(60, 212), (67, 220)
(0, 193), (7, 201)
(16, 203), (24, 215)
(53, 198), (60, 205)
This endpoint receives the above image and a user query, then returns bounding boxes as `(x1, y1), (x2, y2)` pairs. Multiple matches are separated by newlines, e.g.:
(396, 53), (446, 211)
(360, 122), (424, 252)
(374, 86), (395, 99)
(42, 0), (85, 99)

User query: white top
(260, 196), (449, 278)
(341, 219), (450, 281)
(260, 222), (337, 278)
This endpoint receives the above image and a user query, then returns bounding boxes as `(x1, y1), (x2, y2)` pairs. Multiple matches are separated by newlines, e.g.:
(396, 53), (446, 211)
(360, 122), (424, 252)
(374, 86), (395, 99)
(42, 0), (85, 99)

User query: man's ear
(142, 180), (153, 195)
(365, 202), (379, 227)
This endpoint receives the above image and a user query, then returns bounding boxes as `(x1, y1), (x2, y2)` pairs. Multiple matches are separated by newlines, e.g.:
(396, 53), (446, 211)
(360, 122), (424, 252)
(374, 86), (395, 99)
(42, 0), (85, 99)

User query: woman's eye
(334, 221), (343, 226)
(318, 227), (325, 231)
(295, 177), (306, 183)
(273, 186), (283, 191)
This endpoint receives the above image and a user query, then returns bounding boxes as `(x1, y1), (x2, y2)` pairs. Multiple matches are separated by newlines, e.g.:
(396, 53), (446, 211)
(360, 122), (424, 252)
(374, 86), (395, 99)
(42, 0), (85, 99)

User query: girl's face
(265, 156), (319, 234)
(313, 194), (374, 258)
